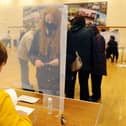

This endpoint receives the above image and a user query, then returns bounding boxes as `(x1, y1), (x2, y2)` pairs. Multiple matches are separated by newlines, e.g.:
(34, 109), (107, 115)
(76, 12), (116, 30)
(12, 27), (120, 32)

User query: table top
(16, 89), (102, 126)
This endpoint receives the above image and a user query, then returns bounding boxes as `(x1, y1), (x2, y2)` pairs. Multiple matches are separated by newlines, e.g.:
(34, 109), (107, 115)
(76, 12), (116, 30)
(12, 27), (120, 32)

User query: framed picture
(66, 1), (108, 26)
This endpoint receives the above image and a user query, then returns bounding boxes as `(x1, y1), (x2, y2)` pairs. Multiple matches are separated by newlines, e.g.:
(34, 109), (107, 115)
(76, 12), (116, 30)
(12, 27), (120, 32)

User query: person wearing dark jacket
(106, 35), (118, 62)
(65, 16), (93, 101)
(29, 7), (61, 95)
(65, 30), (76, 98)
(90, 25), (107, 102)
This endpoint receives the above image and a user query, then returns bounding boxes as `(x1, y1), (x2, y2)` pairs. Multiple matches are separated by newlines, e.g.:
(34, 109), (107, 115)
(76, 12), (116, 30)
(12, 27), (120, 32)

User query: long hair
(39, 7), (61, 58)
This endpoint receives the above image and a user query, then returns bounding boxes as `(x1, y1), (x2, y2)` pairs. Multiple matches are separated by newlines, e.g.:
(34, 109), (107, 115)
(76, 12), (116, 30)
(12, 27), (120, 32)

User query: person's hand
(48, 58), (59, 66)
(35, 59), (44, 68)
(17, 110), (27, 116)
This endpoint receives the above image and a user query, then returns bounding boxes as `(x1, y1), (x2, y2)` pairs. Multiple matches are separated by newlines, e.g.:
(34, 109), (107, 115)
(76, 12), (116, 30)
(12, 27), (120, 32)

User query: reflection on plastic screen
(0, 5), (67, 115)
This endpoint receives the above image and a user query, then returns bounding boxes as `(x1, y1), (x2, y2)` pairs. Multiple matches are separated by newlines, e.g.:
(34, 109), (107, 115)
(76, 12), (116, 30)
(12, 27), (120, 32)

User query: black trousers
(65, 69), (77, 98)
(91, 73), (102, 100)
(111, 52), (118, 62)
(78, 70), (90, 101)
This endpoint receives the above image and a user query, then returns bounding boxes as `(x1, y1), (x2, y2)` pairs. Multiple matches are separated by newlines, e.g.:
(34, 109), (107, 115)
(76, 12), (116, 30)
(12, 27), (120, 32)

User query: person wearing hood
(89, 25), (107, 102)
(65, 16), (94, 101)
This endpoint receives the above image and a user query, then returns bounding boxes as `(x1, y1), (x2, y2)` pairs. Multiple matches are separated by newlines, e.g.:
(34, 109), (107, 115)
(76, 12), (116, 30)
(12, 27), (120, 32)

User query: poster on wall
(66, 1), (108, 26)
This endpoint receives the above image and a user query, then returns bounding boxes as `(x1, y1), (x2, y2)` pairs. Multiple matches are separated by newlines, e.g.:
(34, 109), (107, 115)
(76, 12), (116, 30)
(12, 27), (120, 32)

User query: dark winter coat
(68, 17), (93, 71)
(92, 33), (107, 75)
(106, 40), (118, 59)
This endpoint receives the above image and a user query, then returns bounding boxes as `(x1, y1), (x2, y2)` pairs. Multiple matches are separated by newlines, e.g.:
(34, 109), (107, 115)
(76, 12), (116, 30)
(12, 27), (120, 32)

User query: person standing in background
(65, 16), (94, 101)
(106, 35), (119, 63)
(89, 25), (107, 102)
(65, 28), (76, 98)
(29, 7), (61, 95)
(17, 28), (35, 91)
(5, 30), (11, 48)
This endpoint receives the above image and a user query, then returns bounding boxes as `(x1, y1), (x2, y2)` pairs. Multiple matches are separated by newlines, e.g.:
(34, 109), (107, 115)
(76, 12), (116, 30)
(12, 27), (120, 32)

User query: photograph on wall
(66, 1), (108, 26)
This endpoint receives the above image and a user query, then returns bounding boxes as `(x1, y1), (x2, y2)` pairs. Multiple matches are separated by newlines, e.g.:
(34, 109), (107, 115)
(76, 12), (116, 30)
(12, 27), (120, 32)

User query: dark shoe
(88, 96), (100, 102)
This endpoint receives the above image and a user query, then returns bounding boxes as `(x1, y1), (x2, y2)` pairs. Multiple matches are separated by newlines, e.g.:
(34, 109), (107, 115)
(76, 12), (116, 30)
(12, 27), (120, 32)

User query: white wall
(0, 7), (23, 39)
(0, 0), (126, 46)
(65, 0), (126, 47)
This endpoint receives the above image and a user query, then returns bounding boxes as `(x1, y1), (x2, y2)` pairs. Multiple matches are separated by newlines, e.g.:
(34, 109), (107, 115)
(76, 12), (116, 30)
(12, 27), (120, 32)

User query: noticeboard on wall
(66, 1), (108, 26)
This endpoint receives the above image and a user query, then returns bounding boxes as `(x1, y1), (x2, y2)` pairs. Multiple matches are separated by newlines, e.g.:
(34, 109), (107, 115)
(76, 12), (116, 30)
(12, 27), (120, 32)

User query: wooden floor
(0, 47), (126, 126)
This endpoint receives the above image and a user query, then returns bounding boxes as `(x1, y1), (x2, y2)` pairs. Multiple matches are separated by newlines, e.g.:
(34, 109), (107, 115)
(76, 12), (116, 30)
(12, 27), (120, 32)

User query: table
(16, 89), (102, 126)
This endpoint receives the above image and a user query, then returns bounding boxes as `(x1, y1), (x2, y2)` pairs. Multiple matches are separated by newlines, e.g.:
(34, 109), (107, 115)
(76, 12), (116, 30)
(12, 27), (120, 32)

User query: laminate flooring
(0, 47), (126, 126)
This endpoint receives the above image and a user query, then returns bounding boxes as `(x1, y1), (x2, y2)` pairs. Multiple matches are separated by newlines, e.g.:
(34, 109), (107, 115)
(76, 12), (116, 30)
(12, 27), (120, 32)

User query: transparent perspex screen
(0, 5), (67, 113)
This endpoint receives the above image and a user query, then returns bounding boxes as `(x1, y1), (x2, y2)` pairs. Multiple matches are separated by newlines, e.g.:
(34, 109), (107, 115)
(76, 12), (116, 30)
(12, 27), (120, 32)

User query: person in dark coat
(106, 35), (118, 62)
(65, 30), (76, 98)
(65, 16), (94, 101)
(29, 7), (61, 95)
(89, 25), (107, 102)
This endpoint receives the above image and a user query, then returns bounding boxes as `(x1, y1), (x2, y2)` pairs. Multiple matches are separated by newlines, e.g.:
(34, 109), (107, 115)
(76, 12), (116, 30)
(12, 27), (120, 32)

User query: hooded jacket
(68, 16), (93, 71)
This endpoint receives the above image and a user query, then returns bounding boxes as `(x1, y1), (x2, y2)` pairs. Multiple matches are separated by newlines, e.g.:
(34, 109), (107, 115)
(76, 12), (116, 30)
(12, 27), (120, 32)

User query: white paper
(18, 95), (39, 103)
(5, 88), (18, 106)
(16, 105), (34, 115)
